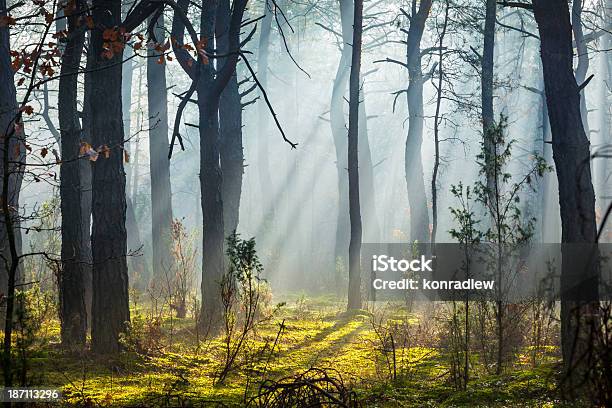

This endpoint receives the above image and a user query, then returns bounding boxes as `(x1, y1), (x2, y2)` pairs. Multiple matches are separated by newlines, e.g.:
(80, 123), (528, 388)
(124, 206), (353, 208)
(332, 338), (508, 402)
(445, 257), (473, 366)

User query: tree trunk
(347, 0), (363, 310)
(431, 0), (448, 247)
(198, 94), (225, 334)
(358, 87), (379, 243)
(331, 0), (352, 279)
(58, 0), (87, 347)
(147, 12), (175, 280)
(197, 0), (224, 335)
(121, 46), (147, 288)
(81, 32), (94, 331)
(482, 0), (496, 203)
(595, 1), (611, 239)
(170, 0), (246, 336)
(533, 0), (599, 394)
(571, 0), (590, 137)
(90, 0), (130, 354)
(405, 0), (432, 244)
(0, 0), (25, 384)
(257, 0), (274, 232)
(217, 0), (243, 238)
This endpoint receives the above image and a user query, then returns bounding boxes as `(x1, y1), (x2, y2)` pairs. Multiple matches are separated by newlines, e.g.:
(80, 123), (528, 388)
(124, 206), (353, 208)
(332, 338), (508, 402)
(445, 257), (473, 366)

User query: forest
(0, 0), (611, 406)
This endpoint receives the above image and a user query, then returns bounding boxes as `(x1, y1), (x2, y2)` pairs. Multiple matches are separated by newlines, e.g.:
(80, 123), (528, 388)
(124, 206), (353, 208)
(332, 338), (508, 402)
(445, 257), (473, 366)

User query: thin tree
(218, 0), (244, 238)
(482, 0), (497, 203)
(347, 0), (363, 310)
(147, 11), (175, 280)
(431, 2), (448, 247)
(257, 0), (274, 232)
(330, 0), (352, 275)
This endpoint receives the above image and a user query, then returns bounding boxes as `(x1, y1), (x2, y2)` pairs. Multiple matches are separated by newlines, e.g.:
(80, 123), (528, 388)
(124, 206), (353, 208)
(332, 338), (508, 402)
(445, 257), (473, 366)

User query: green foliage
(449, 182), (484, 245)
(471, 115), (551, 246)
(24, 296), (569, 407)
(447, 115), (553, 380)
(9, 285), (56, 385)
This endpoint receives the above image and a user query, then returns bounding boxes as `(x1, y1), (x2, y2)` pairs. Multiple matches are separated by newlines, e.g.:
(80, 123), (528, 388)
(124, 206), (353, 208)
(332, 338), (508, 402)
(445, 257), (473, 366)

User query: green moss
(19, 296), (567, 407)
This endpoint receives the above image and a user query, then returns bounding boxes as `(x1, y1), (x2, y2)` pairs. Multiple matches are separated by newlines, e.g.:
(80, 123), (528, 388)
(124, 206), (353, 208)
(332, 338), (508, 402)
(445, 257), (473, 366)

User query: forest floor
(27, 294), (576, 407)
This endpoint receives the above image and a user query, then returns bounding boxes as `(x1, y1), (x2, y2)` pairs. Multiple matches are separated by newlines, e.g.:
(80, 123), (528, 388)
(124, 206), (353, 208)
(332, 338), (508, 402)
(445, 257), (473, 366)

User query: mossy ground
(25, 295), (570, 407)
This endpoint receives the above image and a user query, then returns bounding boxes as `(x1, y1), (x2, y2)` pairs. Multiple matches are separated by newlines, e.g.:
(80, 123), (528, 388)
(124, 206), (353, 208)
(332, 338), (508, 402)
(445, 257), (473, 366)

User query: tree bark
(0, 0), (25, 385)
(171, 0), (247, 335)
(358, 86), (379, 243)
(147, 12), (175, 280)
(482, 0), (497, 203)
(81, 32), (94, 331)
(217, 0), (243, 238)
(90, 0), (130, 354)
(571, 0), (590, 136)
(331, 0), (352, 278)
(405, 0), (432, 244)
(347, 0), (363, 310)
(196, 0), (224, 334)
(533, 0), (599, 393)
(58, 0), (87, 346)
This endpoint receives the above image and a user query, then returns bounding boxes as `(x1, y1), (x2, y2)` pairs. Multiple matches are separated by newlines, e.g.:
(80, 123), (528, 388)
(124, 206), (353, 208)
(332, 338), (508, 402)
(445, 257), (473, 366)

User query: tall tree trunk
(571, 0), (590, 136)
(81, 32), (94, 331)
(198, 94), (225, 334)
(90, 0), (130, 354)
(147, 12), (175, 280)
(58, 0), (87, 346)
(358, 87), (379, 243)
(533, 0), (599, 393)
(170, 0), (246, 336)
(196, 0), (224, 336)
(431, 0), (448, 247)
(122, 51), (147, 289)
(331, 0), (352, 278)
(257, 0), (274, 232)
(595, 0), (611, 239)
(217, 0), (243, 238)
(482, 0), (496, 203)
(347, 0), (363, 310)
(532, 76), (561, 243)
(405, 0), (432, 244)
(0, 0), (25, 385)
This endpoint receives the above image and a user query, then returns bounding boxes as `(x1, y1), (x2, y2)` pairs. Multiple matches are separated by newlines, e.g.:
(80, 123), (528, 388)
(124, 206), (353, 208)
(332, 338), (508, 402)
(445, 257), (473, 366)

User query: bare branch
(169, 77), (199, 158)
(240, 51), (297, 149)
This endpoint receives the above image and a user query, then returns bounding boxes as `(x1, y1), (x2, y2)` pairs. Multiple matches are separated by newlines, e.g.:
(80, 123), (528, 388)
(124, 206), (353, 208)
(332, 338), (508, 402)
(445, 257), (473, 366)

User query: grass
(19, 295), (569, 407)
